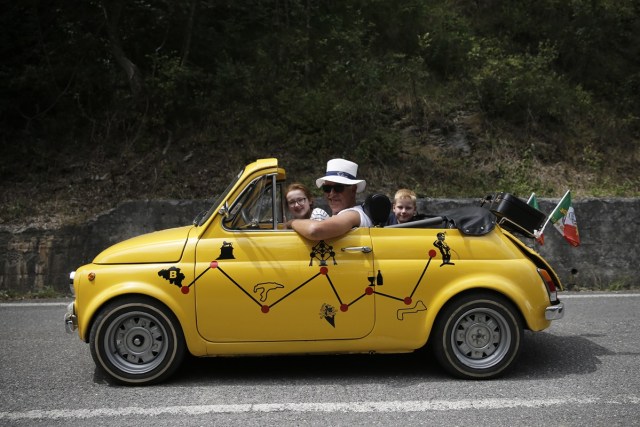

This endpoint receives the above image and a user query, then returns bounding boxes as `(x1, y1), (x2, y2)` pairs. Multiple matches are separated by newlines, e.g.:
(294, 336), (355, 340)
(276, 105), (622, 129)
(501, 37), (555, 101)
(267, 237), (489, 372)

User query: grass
(0, 287), (69, 301)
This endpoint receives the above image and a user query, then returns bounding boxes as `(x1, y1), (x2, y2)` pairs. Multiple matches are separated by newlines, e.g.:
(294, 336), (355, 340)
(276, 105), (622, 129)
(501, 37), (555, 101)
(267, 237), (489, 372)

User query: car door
(194, 174), (375, 343)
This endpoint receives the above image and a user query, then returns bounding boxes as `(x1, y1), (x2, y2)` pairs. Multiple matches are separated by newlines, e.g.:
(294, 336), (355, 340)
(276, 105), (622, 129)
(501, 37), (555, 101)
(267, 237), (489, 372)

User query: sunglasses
(322, 184), (349, 193)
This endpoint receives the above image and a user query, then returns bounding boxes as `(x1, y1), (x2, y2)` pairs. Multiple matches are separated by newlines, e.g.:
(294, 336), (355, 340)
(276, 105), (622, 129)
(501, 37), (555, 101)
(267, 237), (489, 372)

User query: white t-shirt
(338, 205), (373, 227)
(310, 207), (330, 221)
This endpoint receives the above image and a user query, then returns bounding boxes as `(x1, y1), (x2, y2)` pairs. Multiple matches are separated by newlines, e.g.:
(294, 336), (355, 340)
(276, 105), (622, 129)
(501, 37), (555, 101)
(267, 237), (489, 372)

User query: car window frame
(222, 173), (285, 231)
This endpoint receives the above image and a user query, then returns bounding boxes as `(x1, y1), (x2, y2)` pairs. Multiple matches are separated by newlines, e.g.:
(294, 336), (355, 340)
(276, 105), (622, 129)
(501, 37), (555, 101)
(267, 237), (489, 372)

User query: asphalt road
(1, 293), (639, 426)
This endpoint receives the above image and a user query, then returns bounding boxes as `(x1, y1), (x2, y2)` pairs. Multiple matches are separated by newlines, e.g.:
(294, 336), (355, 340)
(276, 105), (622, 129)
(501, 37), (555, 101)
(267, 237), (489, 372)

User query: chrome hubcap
(451, 308), (510, 369)
(104, 310), (169, 374)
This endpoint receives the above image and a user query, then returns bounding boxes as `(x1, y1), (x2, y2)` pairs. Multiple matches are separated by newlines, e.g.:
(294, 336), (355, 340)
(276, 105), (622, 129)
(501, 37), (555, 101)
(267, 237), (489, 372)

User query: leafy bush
(470, 42), (591, 125)
(1, 0), (639, 230)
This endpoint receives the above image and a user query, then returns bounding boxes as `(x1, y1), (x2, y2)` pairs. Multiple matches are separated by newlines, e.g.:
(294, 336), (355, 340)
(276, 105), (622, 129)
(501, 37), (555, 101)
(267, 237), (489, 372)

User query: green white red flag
(527, 193), (545, 244)
(549, 190), (580, 247)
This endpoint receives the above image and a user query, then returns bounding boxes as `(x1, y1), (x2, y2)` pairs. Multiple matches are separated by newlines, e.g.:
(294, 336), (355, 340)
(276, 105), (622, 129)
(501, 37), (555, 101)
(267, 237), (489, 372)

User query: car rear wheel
(432, 293), (522, 379)
(89, 297), (185, 385)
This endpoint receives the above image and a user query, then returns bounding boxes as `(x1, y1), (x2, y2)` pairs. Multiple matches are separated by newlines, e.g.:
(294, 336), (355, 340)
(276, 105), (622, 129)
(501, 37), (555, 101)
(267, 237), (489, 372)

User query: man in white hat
(291, 158), (372, 240)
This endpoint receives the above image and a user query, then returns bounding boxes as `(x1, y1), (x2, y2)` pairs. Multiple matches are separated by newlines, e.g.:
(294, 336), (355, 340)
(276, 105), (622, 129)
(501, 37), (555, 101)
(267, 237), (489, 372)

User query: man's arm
(291, 210), (361, 240)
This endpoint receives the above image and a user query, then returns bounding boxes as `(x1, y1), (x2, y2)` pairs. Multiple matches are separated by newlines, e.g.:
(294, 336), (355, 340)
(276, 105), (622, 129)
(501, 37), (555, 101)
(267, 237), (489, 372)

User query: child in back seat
(387, 188), (419, 225)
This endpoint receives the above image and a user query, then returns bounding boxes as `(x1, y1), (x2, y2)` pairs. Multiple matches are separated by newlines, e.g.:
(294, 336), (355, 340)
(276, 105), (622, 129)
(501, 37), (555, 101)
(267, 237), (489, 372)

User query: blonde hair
(393, 188), (417, 207)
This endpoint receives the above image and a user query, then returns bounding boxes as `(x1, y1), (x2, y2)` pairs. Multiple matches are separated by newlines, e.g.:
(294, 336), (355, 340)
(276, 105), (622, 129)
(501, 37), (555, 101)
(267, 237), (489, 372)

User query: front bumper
(545, 301), (565, 320)
(64, 301), (77, 333)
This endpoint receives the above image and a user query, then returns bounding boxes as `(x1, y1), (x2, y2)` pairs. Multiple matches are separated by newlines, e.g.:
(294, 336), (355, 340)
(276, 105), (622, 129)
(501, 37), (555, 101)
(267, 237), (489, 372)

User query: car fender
(77, 279), (206, 356)
(423, 272), (547, 342)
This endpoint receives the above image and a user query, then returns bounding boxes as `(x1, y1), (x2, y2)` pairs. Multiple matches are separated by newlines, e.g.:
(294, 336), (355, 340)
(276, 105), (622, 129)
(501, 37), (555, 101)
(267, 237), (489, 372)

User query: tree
(100, 0), (144, 99)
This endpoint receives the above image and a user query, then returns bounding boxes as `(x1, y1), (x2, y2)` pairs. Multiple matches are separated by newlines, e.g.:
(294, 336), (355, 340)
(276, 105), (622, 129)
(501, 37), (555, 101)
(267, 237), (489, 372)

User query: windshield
(195, 167), (244, 226)
(222, 174), (284, 230)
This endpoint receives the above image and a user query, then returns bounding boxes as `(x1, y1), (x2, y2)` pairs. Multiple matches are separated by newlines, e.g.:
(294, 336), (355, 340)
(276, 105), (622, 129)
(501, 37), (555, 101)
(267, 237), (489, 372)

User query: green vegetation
(565, 275), (637, 293)
(1, 0), (638, 227)
(0, 286), (66, 301)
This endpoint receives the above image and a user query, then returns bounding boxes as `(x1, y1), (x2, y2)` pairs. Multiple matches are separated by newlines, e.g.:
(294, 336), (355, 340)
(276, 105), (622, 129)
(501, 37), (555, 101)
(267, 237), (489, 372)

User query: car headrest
(362, 193), (392, 227)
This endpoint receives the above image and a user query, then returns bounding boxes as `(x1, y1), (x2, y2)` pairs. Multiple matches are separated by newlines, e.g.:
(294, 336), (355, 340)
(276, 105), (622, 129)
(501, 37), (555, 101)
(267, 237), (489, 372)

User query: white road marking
(559, 293), (640, 298)
(2, 396), (639, 421)
(0, 302), (70, 307)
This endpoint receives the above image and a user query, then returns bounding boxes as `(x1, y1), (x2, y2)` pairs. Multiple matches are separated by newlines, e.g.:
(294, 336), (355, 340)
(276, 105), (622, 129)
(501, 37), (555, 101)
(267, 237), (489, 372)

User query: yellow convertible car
(65, 158), (564, 385)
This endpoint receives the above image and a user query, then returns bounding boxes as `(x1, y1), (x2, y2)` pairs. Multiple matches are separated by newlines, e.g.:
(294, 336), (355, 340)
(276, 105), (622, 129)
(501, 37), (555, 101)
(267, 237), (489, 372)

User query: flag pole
(537, 189), (571, 237)
(527, 192), (535, 204)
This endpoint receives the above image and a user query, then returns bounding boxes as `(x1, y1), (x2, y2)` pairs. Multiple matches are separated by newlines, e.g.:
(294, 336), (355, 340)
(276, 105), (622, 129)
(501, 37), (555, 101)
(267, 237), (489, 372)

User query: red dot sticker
(340, 304), (349, 312)
(320, 266), (328, 275)
(404, 297), (412, 305)
(428, 249), (437, 258)
(261, 305), (270, 313)
(210, 261), (219, 269)
(365, 287), (374, 295)
(181, 286), (190, 294)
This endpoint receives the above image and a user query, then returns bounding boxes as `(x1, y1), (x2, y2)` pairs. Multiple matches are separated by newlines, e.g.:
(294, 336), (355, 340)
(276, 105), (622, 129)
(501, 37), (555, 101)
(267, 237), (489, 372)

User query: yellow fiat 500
(65, 158), (564, 385)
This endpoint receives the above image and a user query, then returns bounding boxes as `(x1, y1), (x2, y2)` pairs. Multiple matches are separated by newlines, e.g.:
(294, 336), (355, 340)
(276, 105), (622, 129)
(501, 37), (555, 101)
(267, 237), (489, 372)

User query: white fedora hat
(315, 158), (366, 193)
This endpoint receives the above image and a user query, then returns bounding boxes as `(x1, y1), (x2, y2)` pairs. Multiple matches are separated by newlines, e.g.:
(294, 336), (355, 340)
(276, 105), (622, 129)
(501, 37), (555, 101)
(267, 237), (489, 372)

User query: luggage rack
(496, 216), (537, 238)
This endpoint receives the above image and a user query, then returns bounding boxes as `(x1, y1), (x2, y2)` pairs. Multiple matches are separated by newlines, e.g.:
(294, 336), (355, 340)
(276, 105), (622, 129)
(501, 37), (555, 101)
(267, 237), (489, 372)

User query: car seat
(362, 193), (392, 227)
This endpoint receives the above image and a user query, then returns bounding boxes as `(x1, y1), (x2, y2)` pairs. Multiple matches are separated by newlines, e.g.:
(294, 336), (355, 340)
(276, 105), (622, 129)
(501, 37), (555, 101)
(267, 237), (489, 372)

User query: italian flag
(550, 190), (580, 247)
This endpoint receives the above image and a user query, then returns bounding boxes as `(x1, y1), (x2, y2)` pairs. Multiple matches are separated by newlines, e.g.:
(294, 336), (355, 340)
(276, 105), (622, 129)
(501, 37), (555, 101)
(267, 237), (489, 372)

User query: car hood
(93, 225), (194, 264)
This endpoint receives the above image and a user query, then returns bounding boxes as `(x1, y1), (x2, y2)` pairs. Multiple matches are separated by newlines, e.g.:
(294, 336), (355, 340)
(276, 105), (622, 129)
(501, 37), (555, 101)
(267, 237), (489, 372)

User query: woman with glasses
(285, 183), (329, 223)
(290, 158), (373, 240)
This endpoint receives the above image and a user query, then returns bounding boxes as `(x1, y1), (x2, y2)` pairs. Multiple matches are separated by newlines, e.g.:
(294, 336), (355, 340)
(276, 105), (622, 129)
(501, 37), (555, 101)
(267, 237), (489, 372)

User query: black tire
(432, 293), (523, 379)
(89, 297), (186, 385)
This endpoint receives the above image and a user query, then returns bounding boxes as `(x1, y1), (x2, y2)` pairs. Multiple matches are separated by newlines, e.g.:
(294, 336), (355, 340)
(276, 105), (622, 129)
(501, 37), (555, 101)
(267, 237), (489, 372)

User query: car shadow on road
(168, 348), (449, 387)
(148, 331), (613, 386)
(510, 330), (614, 379)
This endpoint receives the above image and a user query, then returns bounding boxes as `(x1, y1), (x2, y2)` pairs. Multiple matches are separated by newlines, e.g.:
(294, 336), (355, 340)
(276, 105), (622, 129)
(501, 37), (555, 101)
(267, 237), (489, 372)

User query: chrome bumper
(545, 301), (565, 320)
(64, 301), (77, 333)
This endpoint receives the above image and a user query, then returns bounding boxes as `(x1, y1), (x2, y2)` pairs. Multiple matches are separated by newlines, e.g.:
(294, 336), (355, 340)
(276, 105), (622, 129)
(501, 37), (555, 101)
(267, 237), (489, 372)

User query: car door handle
(341, 246), (372, 253)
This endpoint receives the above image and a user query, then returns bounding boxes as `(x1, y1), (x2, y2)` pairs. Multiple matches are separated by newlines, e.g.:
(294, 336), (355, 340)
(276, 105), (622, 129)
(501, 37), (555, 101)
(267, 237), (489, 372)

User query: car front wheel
(432, 293), (523, 379)
(89, 297), (185, 385)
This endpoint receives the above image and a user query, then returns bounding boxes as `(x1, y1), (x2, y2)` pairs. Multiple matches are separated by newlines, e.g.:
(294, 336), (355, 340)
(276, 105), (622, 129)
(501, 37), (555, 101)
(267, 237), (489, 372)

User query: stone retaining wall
(1, 198), (637, 295)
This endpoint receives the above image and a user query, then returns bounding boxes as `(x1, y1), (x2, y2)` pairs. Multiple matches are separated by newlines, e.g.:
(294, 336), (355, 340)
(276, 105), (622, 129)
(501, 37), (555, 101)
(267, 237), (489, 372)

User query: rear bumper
(64, 301), (77, 333)
(545, 301), (565, 320)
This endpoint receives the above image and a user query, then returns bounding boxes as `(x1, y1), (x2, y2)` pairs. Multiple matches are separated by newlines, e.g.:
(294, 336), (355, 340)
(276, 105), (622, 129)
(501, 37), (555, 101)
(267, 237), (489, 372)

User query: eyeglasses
(287, 197), (307, 207)
(322, 184), (348, 193)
